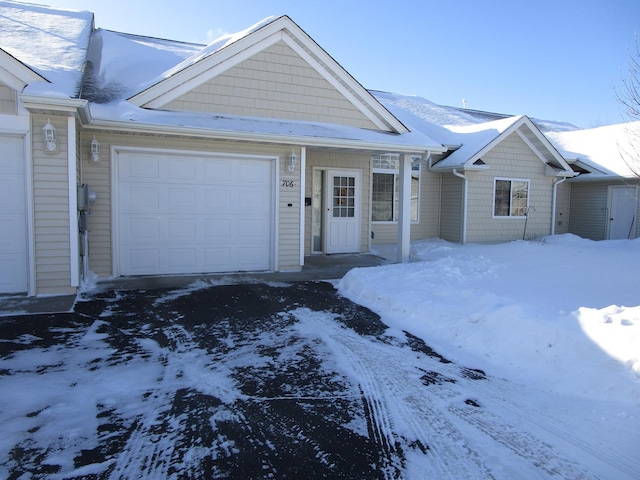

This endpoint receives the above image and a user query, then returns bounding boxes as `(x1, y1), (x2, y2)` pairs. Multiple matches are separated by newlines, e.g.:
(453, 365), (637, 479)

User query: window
(371, 154), (420, 222)
(494, 178), (529, 217)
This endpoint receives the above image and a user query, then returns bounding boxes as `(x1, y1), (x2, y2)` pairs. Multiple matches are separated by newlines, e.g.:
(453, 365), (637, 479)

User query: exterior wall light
(42, 118), (57, 153)
(287, 150), (297, 172)
(89, 136), (101, 164)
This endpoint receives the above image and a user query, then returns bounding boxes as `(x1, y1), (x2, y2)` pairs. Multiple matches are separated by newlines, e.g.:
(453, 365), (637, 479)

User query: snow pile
(339, 235), (640, 402)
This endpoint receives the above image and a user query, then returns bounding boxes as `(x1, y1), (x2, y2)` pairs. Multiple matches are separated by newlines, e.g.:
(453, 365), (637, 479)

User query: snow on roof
(0, 1), (94, 97)
(373, 91), (526, 168)
(89, 100), (443, 151)
(547, 122), (640, 178)
(152, 16), (278, 87)
(82, 29), (203, 103)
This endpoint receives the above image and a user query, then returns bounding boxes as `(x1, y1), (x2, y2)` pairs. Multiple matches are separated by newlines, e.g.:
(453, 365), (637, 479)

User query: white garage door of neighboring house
(117, 150), (275, 276)
(0, 135), (28, 293)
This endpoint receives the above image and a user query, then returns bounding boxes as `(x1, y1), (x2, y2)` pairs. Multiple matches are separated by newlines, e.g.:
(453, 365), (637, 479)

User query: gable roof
(373, 91), (574, 176)
(0, 46), (46, 91)
(128, 16), (408, 134)
(0, 1), (94, 98)
(547, 122), (640, 179)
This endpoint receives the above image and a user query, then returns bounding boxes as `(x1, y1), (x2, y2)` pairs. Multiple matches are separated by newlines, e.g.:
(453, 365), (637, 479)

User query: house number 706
(281, 180), (295, 188)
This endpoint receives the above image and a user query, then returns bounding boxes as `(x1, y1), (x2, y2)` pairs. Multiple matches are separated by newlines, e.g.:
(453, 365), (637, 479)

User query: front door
(609, 186), (638, 239)
(325, 170), (361, 254)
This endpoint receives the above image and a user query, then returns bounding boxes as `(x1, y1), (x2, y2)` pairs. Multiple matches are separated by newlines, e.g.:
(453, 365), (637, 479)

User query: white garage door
(117, 151), (274, 276)
(0, 135), (28, 293)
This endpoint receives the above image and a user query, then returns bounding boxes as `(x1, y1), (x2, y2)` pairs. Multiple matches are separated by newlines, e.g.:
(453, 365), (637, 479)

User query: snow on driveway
(0, 235), (639, 479)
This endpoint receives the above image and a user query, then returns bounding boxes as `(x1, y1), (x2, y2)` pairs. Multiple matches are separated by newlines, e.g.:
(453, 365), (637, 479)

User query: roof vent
(473, 159), (486, 165)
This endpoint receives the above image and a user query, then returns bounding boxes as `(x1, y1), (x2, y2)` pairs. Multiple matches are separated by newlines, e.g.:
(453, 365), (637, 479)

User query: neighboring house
(0, 2), (636, 297)
(547, 123), (640, 240)
(372, 92), (576, 244)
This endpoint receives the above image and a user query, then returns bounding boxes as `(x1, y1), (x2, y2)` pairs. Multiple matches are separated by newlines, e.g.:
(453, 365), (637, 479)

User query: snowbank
(339, 235), (640, 403)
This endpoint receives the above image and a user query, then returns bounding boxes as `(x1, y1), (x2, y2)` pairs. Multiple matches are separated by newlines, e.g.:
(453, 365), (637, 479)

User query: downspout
(551, 177), (567, 236)
(452, 169), (468, 244)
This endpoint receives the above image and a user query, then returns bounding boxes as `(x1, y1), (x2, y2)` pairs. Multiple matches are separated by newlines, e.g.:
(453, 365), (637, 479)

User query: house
(547, 122), (640, 240)
(0, 1), (635, 297)
(371, 91), (576, 244)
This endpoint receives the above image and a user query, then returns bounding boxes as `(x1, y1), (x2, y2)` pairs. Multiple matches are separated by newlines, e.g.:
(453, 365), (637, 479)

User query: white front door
(324, 170), (361, 254)
(0, 135), (28, 293)
(116, 150), (274, 276)
(609, 186), (638, 239)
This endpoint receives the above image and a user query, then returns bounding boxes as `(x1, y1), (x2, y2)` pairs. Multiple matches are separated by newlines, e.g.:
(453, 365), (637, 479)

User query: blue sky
(39, 0), (639, 128)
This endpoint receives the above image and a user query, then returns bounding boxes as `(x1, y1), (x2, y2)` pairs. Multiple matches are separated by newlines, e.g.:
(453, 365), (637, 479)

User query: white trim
(452, 169), (468, 244)
(25, 129), (36, 295)
(0, 113), (30, 132)
(67, 117), (79, 287)
(86, 117), (439, 154)
(111, 145), (278, 277)
(397, 154), (412, 263)
(281, 35), (390, 132)
(138, 33), (283, 108)
(299, 147), (306, 266)
(492, 177), (531, 219)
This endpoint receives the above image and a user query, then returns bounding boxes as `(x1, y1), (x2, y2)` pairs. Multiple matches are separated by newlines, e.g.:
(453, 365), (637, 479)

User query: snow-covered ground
(340, 234), (640, 402)
(0, 234), (638, 478)
(338, 234), (640, 477)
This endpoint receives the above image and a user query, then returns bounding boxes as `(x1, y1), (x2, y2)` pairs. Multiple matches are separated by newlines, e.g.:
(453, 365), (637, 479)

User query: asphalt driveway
(0, 279), (608, 479)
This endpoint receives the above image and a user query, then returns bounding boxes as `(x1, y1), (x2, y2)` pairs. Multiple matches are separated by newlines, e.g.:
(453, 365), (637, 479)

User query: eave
(84, 117), (444, 154)
(20, 94), (91, 123)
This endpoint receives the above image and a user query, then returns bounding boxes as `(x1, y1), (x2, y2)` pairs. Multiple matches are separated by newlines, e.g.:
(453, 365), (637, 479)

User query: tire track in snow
(447, 373), (640, 479)
(293, 309), (493, 479)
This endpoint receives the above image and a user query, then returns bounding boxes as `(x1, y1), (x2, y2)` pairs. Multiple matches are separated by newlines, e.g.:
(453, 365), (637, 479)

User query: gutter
(20, 94), (92, 123)
(85, 118), (446, 154)
(452, 168), (468, 244)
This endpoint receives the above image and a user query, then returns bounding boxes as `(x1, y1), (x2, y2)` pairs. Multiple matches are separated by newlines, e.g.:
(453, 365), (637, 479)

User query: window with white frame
(493, 178), (529, 217)
(371, 154), (420, 222)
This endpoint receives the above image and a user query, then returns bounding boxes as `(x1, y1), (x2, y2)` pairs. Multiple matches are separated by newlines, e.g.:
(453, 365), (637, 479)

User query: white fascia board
(0, 49), (47, 89)
(515, 120), (573, 172)
(281, 34), (393, 133)
(86, 117), (439, 153)
(20, 94), (91, 122)
(134, 33), (283, 108)
(279, 24), (408, 134)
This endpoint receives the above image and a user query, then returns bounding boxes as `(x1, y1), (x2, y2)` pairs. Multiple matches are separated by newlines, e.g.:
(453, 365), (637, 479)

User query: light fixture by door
(89, 136), (101, 164)
(287, 150), (297, 172)
(42, 118), (57, 153)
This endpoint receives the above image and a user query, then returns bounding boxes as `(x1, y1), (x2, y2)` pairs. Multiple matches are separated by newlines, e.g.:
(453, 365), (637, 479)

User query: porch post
(397, 153), (412, 263)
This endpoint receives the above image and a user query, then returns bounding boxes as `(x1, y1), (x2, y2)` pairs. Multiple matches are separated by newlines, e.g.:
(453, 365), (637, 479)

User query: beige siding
(465, 133), (554, 243)
(304, 150), (371, 255)
(0, 83), (16, 114)
(32, 115), (74, 294)
(554, 181), (571, 234)
(371, 167), (442, 244)
(165, 40), (378, 130)
(439, 173), (464, 243)
(80, 132), (302, 276)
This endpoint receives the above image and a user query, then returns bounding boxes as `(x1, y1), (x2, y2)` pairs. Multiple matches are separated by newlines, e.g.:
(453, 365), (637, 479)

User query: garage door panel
(0, 135), (28, 293)
(168, 157), (197, 180)
(168, 187), (196, 210)
(167, 218), (197, 239)
(118, 152), (273, 276)
(167, 248), (197, 269)
(120, 154), (160, 181)
(120, 184), (160, 212)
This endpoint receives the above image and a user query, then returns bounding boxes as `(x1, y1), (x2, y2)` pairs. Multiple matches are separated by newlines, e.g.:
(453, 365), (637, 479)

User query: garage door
(117, 151), (274, 276)
(0, 135), (28, 293)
